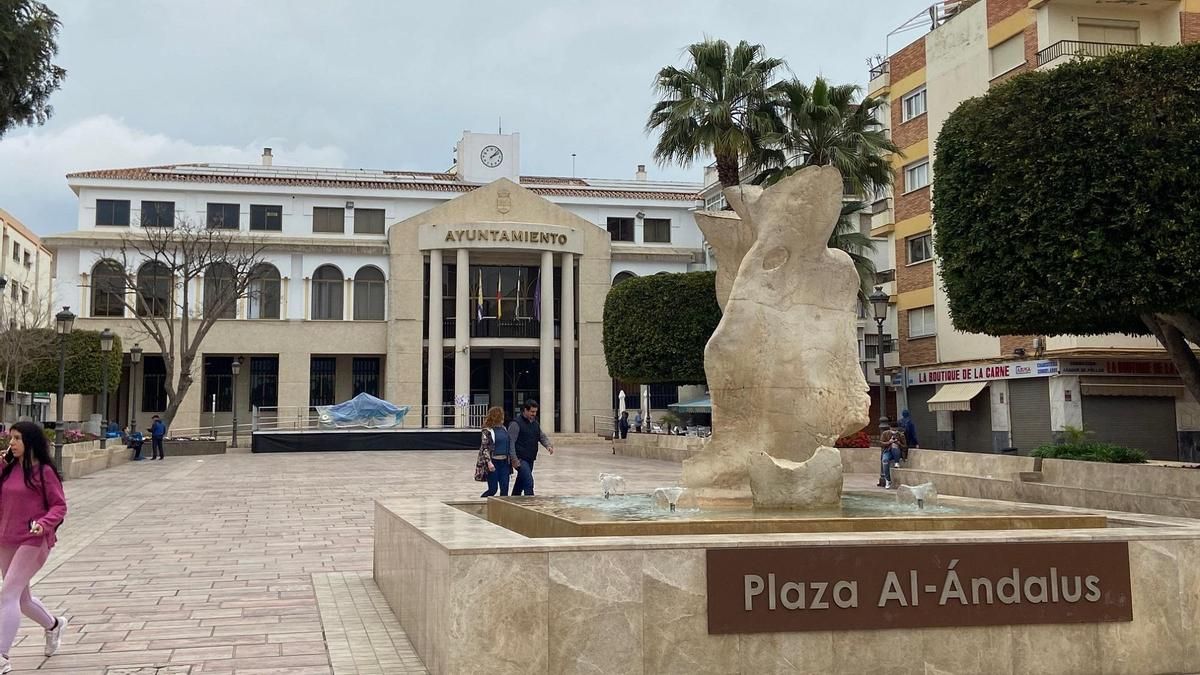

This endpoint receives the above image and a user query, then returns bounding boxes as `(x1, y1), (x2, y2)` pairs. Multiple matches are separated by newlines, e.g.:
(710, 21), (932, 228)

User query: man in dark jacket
(507, 399), (555, 496)
(900, 410), (919, 451)
(150, 415), (167, 460)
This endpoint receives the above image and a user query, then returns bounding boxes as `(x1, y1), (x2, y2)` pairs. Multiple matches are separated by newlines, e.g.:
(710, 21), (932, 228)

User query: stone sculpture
(683, 166), (870, 507)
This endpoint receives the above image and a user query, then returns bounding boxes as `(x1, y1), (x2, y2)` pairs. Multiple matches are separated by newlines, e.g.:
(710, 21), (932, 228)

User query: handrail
(868, 61), (890, 80)
(1036, 40), (1142, 68)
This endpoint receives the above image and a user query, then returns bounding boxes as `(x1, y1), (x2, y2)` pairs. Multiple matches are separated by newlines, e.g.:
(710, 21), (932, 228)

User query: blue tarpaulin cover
(316, 393), (410, 429)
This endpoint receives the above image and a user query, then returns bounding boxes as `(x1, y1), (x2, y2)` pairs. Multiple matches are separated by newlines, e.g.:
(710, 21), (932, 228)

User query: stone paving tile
(10, 445), (685, 673)
(314, 571), (427, 675)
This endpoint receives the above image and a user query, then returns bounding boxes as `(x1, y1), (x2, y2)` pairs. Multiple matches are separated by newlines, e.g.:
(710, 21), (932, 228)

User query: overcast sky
(0, 0), (934, 235)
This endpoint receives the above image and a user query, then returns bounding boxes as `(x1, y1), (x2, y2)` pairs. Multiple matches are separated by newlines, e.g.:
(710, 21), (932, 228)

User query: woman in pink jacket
(0, 422), (69, 673)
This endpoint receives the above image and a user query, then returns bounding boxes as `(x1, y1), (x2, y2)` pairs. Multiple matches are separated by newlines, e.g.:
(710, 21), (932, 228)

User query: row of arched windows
(89, 261), (386, 321)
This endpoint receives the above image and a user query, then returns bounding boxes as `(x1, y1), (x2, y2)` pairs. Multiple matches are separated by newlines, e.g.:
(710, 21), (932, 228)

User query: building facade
(868, 0), (1200, 460)
(46, 132), (707, 435)
(0, 208), (56, 421)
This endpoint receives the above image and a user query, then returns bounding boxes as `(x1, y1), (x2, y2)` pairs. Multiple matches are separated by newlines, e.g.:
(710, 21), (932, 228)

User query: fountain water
(653, 487), (686, 512)
(598, 473), (626, 499)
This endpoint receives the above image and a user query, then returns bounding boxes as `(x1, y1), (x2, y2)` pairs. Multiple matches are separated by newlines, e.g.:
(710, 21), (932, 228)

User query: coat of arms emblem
(496, 189), (512, 215)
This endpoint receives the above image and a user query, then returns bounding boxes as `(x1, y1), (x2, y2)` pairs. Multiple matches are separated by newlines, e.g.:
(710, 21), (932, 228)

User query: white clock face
(480, 145), (504, 168)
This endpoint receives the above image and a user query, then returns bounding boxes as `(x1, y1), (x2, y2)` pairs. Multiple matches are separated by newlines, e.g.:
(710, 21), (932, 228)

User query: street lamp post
(99, 328), (114, 449)
(54, 307), (76, 468)
(869, 286), (891, 437)
(0, 276), (8, 421)
(231, 357), (243, 448)
(130, 345), (142, 439)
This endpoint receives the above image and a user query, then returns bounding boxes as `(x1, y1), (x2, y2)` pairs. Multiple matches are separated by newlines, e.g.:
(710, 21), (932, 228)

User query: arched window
(312, 265), (344, 320)
(91, 260), (126, 317)
(353, 266), (385, 320)
(248, 263), (281, 320)
(136, 261), (171, 317)
(204, 262), (237, 319)
(612, 271), (638, 286)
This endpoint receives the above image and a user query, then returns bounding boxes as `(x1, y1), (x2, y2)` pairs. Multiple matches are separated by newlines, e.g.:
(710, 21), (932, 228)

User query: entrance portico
(386, 178), (612, 433)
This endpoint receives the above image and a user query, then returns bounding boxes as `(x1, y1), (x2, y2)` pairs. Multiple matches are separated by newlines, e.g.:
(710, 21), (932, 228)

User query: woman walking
(478, 407), (516, 498)
(0, 422), (69, 673)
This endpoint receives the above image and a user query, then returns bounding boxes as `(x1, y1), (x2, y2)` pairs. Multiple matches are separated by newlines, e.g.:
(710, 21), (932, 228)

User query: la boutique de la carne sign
(706, 542), (1132, 633)
(444, 228), (569, 246)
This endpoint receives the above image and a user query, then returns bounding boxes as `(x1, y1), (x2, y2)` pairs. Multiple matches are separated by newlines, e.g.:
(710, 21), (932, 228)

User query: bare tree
(0, 290), (54, 420)
(98, 215), (269, 424)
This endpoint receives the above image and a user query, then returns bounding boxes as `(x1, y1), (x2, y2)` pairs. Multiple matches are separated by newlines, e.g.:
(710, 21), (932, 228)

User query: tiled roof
(66, 164), (703, 201)
(0, 207), (46, 249)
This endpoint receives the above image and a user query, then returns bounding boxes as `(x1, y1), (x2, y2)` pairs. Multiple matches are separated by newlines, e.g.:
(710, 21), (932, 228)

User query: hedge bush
(1030, 443), (1148, 464)
(934, 44), (1200, 338)
(21, 329), (123, 395)
(603, 271), (721, 384)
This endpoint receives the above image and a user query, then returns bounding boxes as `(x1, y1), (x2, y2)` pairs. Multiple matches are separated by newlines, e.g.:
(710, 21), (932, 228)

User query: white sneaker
(44, 615), (67, 656)
(885, 480), (894, 489)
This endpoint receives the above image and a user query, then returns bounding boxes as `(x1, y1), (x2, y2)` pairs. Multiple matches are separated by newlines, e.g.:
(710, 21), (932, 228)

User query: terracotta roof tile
(65, 164), (701, 201)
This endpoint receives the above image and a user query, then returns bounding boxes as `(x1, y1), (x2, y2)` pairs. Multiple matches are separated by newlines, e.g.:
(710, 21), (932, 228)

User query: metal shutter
(905, 386), (943, 449)
(1081, 395), (1178, 461)
(953, 387), (993, 453)
(1009, 378), (1053, 453)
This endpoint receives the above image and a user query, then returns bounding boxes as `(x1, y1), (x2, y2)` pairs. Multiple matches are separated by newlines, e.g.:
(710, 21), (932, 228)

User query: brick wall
(898, 310), (938, 366)
(889, 38), (928, 152)
(894, 184), (930, 222)
(1184, 12), (1200, 44)
(895, 238), (934, 294)
(999, 335), (1039, 356)
(1023, 23), (1039, 68)
(987, 0), (1027, 27)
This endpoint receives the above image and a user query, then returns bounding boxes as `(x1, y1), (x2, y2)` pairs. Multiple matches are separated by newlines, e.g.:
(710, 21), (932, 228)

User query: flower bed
(834, 430), (870, 448)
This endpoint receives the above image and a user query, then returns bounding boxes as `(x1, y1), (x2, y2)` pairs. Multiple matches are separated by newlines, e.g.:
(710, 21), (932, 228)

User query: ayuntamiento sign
(706, 542), (1132, 634)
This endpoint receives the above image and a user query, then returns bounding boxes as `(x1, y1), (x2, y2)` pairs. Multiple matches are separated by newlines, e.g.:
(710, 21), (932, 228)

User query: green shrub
(20, 329), (123, 395)
(602, 271), (720, 385)
(1031, 443), (1148, 464)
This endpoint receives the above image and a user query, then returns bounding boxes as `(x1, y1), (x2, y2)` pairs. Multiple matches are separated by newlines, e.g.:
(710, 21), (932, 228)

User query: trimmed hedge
(21, 329), (123, 395)
(934, 45), (1200, 337)
(603, 271), (721, 385)
(1030, 443), (1148, 464)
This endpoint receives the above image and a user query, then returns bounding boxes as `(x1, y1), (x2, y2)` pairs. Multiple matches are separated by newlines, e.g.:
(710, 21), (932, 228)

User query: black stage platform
(251, 428), (481, 453)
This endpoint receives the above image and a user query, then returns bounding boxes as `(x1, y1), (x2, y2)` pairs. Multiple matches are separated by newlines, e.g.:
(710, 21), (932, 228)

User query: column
(539, 251), (556, 433)
(560, 253), (576, 432)
(454, 249), (470, 428)
(281, 277), (290, 320)
(1049, 375), (1082, 442)
(344, 275), (353, 320)
(989, 380), (1011, 453)
(426, 249), (443, 428)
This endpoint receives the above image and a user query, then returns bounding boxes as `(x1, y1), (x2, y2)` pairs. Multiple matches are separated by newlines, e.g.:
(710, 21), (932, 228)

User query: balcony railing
(1036, 40), (1142, 68)
(442, 317), (560, 340)
(868, 60), (890, 81)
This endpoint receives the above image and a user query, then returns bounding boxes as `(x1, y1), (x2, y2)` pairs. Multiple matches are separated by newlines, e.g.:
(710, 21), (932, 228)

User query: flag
(533, 273), (541, 322)
(496, 273), (503, 319)
(516, 275), (523, 318)
(476, 271), (483, 321)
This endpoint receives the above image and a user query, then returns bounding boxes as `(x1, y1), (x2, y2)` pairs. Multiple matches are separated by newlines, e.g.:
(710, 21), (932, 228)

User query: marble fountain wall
(374, 497), (1200, 675)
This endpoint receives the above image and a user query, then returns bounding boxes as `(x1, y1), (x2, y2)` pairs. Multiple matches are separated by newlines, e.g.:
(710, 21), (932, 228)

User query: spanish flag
(476, 271), (483, 321)
(496, 274), (503, 319)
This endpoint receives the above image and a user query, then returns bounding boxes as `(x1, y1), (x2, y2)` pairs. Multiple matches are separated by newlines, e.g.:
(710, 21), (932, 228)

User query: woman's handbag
(474, 433), (491, 482)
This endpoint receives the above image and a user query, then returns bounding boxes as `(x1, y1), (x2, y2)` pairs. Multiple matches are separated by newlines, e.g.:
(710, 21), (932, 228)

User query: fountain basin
(485, 492), (1106, 538)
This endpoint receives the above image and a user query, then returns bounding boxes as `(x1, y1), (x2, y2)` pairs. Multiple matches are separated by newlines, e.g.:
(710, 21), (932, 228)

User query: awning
(1080, 377), (1184, 398)
(927, 381), (988, 412)
(669, 397), (712, 414)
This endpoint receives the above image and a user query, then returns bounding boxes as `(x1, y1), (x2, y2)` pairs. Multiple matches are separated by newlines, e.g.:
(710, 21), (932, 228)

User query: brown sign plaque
(706, 542), (1132, 634)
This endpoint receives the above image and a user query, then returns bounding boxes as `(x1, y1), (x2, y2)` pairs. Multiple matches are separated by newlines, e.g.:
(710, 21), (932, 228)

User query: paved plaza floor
(14, 443), (745, 674)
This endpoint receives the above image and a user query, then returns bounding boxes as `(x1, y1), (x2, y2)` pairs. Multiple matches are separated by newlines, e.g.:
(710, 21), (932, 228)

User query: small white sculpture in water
(598, 473), (627, 499)
(683, 166), (870, 508)
(898, 482), (939, 510)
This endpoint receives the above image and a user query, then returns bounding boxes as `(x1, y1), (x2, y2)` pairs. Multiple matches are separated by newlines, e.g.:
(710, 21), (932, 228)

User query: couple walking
(475, 399), (556, 497)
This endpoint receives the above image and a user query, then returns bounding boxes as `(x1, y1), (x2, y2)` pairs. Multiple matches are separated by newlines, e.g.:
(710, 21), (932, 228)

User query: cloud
(0, 115), (347, 235)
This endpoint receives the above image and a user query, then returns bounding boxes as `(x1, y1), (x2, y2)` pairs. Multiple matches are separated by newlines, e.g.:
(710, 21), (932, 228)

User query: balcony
(442, 317), (561, 340)
(868, 60), (890, 94)
(1036, 40), (1143, 69)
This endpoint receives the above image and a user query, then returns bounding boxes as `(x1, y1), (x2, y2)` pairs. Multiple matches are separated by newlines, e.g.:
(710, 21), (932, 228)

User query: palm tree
(646, 39), (785, 188)
(753, 77), (898, 195)
(751, 77), (900, 298)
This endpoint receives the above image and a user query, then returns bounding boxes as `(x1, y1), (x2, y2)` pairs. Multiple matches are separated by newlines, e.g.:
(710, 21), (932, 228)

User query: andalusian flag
(496, 273), (503, 319)
(476, 271), (483, 321)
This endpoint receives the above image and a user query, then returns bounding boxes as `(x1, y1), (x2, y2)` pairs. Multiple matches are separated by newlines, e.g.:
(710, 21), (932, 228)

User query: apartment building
(868, 0), (1200, 460)
(45, 132), (708, 435)
(0, 208), (56, 421)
